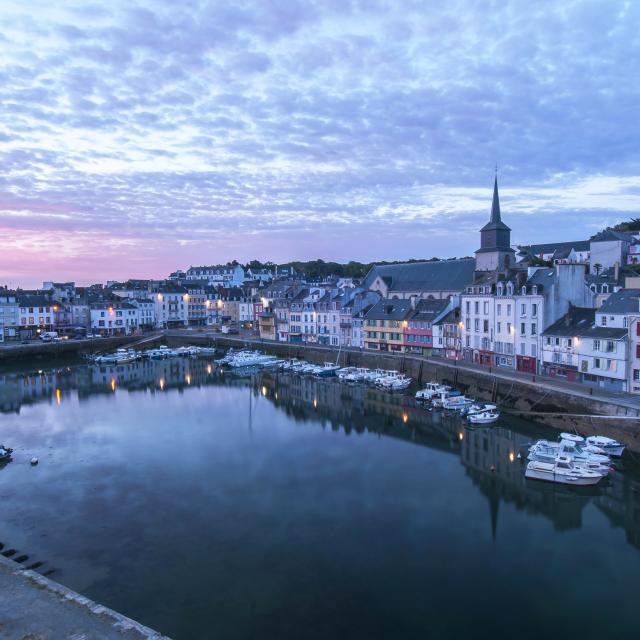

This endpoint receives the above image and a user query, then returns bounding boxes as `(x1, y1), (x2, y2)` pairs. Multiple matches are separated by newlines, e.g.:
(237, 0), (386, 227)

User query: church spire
(490, 174), (501, 224)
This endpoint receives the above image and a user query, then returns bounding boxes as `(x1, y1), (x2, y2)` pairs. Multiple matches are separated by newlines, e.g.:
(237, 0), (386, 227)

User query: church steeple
(490, 175), (501, 224)
(475, 173), (515, 272)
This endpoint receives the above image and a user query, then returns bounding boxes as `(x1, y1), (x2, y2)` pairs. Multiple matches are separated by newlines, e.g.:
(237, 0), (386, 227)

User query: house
(432, 305), (462, 360)
(0, 289), (19, 342)
(541, 307), (628, 390)
(316, 291), (341, 347)
(185, 281), (208, 326)
(517, 240), (590, 265)
(403, 298), (449, 356)
(90, 300), (139, 336)
(153, 283), (188, 328)
(258, 311), (277, 341)
(17, 294), (55, 335)
(589, 230), (636, 274)
(186, 264), (246, 286)
(364, 298), (414, 352)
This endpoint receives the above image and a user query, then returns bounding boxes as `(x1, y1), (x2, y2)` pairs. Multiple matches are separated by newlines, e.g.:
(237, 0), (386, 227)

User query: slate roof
(597, 288), (640, 314)
(362, 258), (475, 293)
(364, 298), (414, 321)
(518, 240), (590, 257)
(542, 307), (627, 339)
(591, 230), (636, 243)
(410, 298), (449, 320)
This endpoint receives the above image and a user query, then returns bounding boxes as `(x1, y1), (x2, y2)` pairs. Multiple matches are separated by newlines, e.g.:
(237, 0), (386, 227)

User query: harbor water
(1, 355), (640, 639)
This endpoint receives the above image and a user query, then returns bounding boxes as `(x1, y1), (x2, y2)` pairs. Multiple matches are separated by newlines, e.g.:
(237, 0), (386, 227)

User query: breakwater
(166, 332), (640, 451)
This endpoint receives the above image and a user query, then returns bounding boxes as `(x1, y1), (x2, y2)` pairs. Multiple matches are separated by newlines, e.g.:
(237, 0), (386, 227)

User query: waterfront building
(364, 298), (413, 352)
(258, 311), (277, 341)
(541, 300), (629, 390)
(403, 298), (450, 356)
(589, 230), (636, 274)
(132, 298), (156, 331)
(432, 305), (463, 360)
(0, 289), (19, 342)
(17, 294), (55, 336)
(153, 283), (188, 328)
(316, 291), (341, 347)
(90, 300), (139, 336)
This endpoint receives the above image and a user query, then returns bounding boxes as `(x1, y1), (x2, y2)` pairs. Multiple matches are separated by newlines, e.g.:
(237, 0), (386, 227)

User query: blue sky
(1, 0), (638, 285)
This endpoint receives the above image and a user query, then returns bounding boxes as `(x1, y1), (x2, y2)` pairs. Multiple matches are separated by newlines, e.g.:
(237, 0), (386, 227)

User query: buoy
(490, 464), (496, 473)
(30, 457), (38, 466)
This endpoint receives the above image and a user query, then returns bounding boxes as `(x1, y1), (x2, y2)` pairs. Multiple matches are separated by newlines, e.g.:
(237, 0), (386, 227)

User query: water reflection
(2, 358), (640, 639)
(2, 357), (640, 551)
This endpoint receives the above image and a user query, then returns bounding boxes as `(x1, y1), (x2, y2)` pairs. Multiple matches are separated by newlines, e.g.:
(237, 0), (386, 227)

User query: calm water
(1, 356), (640, 640)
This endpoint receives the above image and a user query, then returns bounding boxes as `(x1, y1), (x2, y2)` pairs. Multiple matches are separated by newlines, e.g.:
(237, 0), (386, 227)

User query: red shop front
(516, 355), (537, 374)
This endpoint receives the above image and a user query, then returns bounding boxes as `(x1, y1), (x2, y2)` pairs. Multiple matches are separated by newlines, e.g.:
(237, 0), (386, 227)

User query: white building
(0, 289), (19, 342)
(90, 300), (139, 336)
(186, 264), (246, 286)
(154, 286), (188, 328)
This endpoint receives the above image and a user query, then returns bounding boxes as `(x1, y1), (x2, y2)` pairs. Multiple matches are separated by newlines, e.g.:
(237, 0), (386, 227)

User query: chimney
(614, 261), (620, 281)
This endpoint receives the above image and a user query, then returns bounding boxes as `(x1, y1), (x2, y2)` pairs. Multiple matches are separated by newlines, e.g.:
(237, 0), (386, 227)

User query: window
(634, 369), (640, 381)
(546, 337), (551, 345)
(531, 344), (537, 357)
(483, 301), (489, 314)
(532, 304), (537, 317)
(497, 322), (501, 333)
(601, 316), (607, 326)
(474, 319), (479, 331)
(483, 320), (489, 332)
(606, 340), (615, 353)
(520, 323), (526, 336)
(636, 344), (640, 359)
(507, 304), (511, 315)
(594, 358), (601, 369)
(531, 323), (537, 335)
(567, 338), (572, 347)
(474, 301), (479, 314)
(593, 340), (600, 350)
(555, 337), (560, 346)
(465, 335), (470, 347)
(520, 342), (525, 355)
(521, 304), (526, 316)
(497, 304), (501, 315)
(507, 322), (511, 335)
(465, 301), (470, 313)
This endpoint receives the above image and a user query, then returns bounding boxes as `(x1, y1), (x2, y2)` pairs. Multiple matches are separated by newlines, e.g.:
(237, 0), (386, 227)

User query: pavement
(0, 556), (170, 640)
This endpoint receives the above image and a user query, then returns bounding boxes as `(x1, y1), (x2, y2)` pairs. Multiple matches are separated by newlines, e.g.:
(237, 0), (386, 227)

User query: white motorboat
(148, 345), (175, 359)
(464, 402), (497, 415)
(528, 439), (610, 475)
(0, 444), (13, 462)
(376, 373), (412, 391)
(467, 410), (500, 424)
(344, 368), (370, 382)
(437, 394), (474, 411)
(525, 455), (603, 486)
(364, 368), (390, 383)
(416, 382), (451, 401)
(585, 435), (625, 458)
(228, 352), (278, 368)
(559, 433), (608, 455)
(337, 367), (358, 379)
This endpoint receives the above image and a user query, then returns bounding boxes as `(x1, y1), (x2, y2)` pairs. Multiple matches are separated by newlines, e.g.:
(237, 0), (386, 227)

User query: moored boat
(586, 435), (626, 458)
(525, 455), (603, 486)
(467, 410), (500, 424)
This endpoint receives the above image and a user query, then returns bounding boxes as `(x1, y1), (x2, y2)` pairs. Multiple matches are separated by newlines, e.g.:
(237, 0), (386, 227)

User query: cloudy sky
(1, 0), (639, 286)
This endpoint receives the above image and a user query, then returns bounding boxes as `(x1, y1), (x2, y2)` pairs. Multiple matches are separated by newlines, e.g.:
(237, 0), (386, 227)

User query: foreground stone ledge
(0, 555), (170, 640)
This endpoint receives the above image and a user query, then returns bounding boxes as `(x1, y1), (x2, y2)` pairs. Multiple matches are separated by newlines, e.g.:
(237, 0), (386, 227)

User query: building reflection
(1, 359), (640, 547)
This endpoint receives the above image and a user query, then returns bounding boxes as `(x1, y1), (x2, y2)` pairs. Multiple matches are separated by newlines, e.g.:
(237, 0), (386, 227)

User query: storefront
(516, 355), (537, 374)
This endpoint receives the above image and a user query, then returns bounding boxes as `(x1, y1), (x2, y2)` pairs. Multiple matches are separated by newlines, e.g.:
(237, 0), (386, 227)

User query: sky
(1, 0), (639, 287)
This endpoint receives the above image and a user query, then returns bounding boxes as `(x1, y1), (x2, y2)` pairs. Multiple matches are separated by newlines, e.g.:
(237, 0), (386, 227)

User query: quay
(0, 555), (169, 639)
(0, 332), (163, 363)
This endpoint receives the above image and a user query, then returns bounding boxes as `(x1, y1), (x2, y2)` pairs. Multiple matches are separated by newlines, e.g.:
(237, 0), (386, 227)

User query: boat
(436, 394), (474, 411)
(464, 402), (497, 415)
(377, 373), (412, 390)
(559, 433), (608, 455)
(467, 410), (500, 424)
(336, 367), (358, 380)
(315, 363), (341, 377)
(148, 345), (175, 359)
(525, 455), (603, 486)
(528, 439), (610, 476)
(343, 368), (370, 382)
(585, 435), (625, 458)
(0, 445), (13, 462)
(415, 382), (451, 401)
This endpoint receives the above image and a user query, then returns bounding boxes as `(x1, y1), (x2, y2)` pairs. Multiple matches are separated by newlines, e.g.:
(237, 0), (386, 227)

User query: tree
(593, 263), (603, 275)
